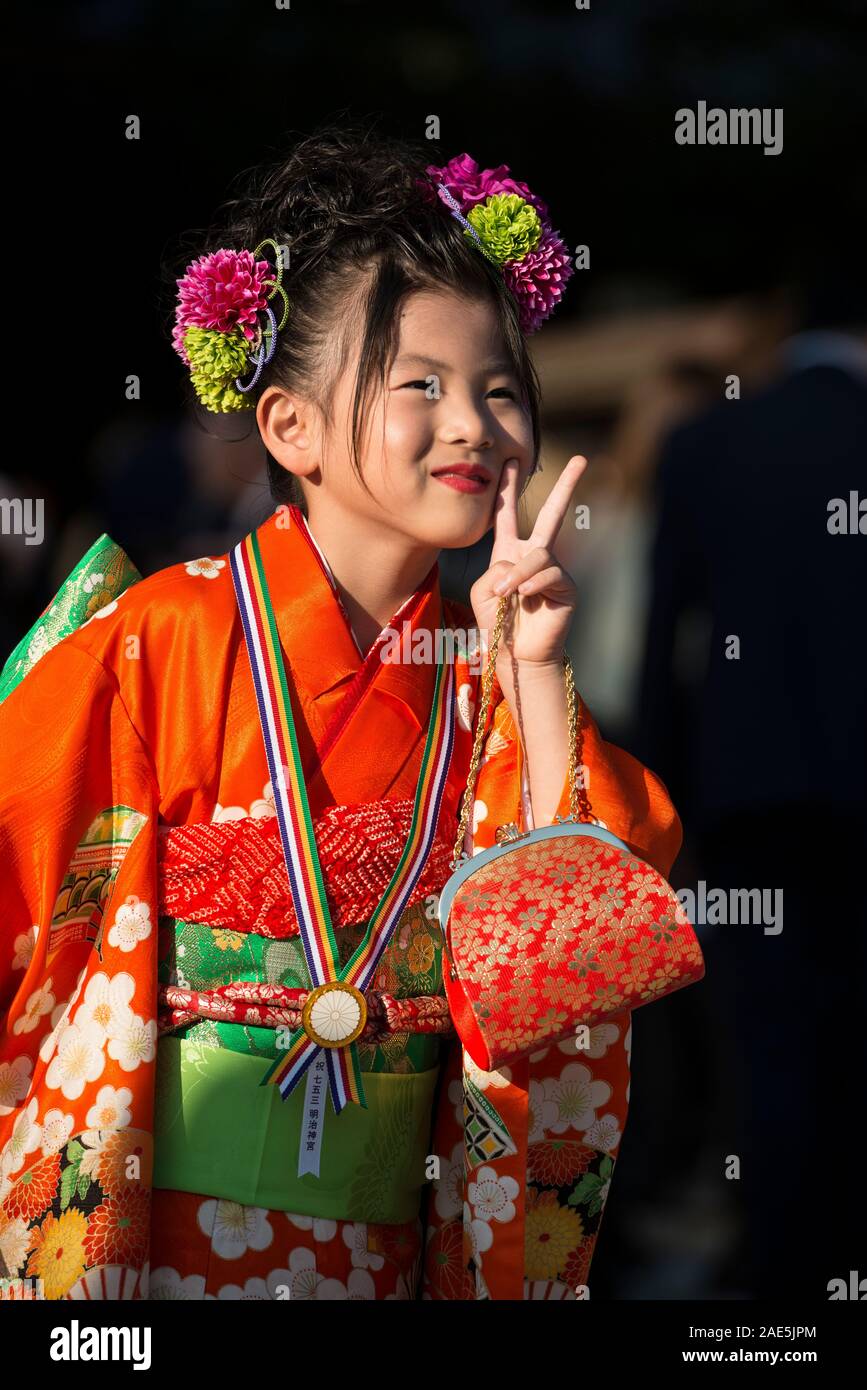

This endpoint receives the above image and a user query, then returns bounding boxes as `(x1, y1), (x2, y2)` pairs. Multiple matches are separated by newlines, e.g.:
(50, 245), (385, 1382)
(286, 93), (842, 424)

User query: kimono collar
(253, 504), (444, 742)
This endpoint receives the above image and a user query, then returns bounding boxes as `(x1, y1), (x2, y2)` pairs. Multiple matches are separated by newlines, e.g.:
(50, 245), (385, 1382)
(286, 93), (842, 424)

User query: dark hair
(164, 115), (542, 513)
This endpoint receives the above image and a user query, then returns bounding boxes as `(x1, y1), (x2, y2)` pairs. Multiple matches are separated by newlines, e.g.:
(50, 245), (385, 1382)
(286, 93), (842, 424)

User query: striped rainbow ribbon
(230, 529), (455, 1114)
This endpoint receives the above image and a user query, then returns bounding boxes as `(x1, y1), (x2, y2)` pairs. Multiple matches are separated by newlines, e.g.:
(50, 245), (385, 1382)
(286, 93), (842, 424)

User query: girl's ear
(256, 385), (320, 480)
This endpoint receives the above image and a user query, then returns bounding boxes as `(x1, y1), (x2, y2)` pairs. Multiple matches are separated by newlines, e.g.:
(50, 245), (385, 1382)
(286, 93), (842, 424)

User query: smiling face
(267, 286), (537, 553)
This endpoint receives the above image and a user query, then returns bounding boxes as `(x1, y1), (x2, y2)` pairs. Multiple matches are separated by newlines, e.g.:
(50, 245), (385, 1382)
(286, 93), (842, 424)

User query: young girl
(0, 123), (683, 1301)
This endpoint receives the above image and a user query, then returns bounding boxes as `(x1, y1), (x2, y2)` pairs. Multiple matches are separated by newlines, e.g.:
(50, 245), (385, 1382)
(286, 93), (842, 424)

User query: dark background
(5, 0), (864, 555)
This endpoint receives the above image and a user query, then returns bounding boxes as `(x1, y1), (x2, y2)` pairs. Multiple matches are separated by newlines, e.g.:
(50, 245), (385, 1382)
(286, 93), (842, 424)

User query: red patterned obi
(157, 796), (456, 936)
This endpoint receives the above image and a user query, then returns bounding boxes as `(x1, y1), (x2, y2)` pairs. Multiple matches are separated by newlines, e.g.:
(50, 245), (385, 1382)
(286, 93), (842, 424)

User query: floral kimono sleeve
(0, 633), (161, 1300)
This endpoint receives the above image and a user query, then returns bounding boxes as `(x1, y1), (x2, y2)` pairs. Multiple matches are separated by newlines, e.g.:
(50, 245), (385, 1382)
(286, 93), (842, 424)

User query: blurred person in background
(56, 413), (271, 581)
(636, 257), (867, 1298)
(535, 290), (793, 1297)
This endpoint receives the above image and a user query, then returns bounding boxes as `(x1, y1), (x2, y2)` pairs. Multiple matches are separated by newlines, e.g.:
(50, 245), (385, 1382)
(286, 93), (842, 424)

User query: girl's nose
(438, 392), (495, 450)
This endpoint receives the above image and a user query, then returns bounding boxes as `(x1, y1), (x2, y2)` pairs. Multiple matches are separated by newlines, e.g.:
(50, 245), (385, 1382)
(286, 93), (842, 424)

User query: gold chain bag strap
(438, 595), (705, 1073)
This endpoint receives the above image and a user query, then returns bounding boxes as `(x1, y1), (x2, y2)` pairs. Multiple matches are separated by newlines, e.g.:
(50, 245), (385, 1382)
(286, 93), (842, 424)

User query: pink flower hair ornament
(171, 238), (289, 413)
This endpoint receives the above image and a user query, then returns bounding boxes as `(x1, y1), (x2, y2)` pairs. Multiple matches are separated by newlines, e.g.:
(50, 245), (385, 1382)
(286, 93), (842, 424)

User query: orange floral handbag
(439, 596), (706, 1072)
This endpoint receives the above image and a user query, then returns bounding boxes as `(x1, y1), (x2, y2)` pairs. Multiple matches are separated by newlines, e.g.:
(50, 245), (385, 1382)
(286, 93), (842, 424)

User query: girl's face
(318, 287), (536, 550)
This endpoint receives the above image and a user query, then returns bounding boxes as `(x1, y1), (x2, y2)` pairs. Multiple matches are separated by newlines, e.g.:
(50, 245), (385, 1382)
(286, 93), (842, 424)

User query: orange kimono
(0, 505), (681, 1301)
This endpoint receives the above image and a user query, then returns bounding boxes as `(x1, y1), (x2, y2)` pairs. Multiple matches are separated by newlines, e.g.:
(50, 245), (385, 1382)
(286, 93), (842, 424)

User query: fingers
(528, 455), (588, 551)
(514, 566), (574, 599)
(473, 558), (516, 604)
(491, 457), (521, 548)
(493, 547), (555, 595)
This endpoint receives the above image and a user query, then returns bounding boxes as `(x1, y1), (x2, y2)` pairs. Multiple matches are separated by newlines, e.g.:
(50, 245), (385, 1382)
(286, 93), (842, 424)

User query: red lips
(430, 462), (494, 484)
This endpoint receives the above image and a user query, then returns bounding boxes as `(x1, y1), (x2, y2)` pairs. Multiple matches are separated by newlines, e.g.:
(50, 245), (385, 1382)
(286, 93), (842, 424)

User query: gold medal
(301, 981), (368, 1049)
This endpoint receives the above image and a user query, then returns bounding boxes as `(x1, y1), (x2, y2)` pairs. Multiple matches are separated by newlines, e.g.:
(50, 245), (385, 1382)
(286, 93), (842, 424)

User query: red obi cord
(156, 980), (455, 1040)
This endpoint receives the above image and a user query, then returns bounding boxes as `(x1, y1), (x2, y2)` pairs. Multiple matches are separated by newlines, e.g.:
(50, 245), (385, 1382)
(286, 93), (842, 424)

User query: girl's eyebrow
(392, 352), (517, 375)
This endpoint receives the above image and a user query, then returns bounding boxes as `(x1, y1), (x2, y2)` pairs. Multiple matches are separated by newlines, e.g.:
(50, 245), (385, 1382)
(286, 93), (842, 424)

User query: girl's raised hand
(470, 454), (588, 668)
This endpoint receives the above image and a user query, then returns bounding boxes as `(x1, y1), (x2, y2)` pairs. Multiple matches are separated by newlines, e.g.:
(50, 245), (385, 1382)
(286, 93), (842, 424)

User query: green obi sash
(152, 1036), (440, 1222)
(154, 902), (450, 1221)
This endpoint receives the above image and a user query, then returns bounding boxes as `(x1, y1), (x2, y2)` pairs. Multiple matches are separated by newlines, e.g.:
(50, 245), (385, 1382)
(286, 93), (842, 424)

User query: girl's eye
(400, 381), (518, 399)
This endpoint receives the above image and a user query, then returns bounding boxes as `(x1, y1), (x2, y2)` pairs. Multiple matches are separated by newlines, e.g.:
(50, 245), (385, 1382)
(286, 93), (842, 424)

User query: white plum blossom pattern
(341, 1221), (384, 1271)
(39, 1108), (74, 1156)
(108, 1012), (157, 1073)
(211, 781), (277, 822)
(467, 1165), (520, 1225)
(463, 1053), (512, 1090)
(0, 1214), (32, 1273)
(462, 1166), (523, 1276)
(85, 1084), (134, 1136)
(384, 1273), (415, 1301)
(267, 1251), (319, 1301)
(11, 925), (38, 971)
(556, 1020), (621, 1059)
(185, 557), (226, 579)
(583, 1113), (622, 1153)
(78, 1129), (109, 1180)
(541, 1062), (612, 1135)
(147, 1268), (207, 1301)
(45, 1018), (106, 1100)
(12, 978), (56, 1034)
(265, 1248), (370, 1301)
(433, 1141), (465, 1221)
(0, 1055), (32, 1115)
(462, 1198), (494, 1265)
(38, 968), (87, 1065)
(210, 1277), (271, 1300)
(69, 970), (156, 1072)
(74, 971), (136, 1041)
(197, 1199), (273, 1260)
(108, 895), (153, 953)
(284, 1212), (337, 1242)
(250, 785), (278, 818)
(0, 1098), (42, 1185)
(341, 1268), (379, 1300)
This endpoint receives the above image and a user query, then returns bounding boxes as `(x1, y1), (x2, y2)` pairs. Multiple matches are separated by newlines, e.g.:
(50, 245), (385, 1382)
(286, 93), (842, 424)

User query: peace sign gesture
(470, 455), (588, 668)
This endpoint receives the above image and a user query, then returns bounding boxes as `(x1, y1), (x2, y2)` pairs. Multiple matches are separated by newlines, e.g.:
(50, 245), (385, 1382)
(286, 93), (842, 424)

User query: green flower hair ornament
(184, 328), (255, 412)
(463, 193), (543, 266)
